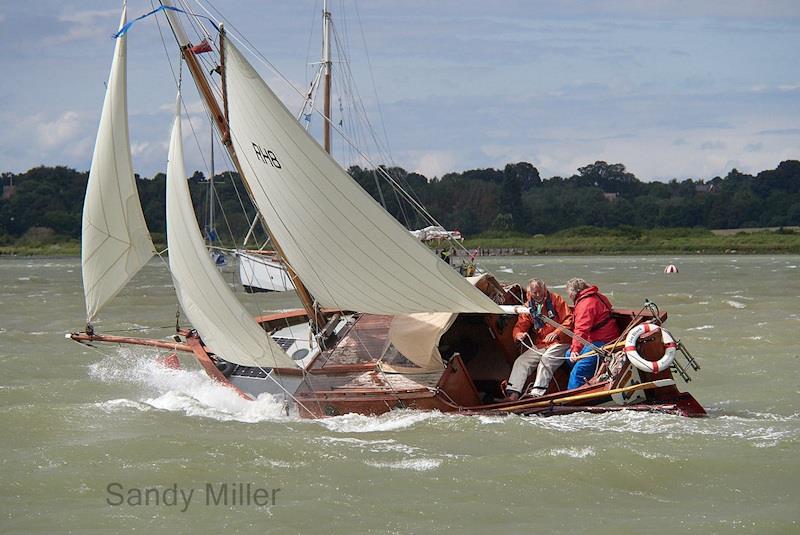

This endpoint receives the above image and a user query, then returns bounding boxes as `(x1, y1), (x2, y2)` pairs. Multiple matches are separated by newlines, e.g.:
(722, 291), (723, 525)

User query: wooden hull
(69, 305), (706, 419)
(289, 358), (706, 419)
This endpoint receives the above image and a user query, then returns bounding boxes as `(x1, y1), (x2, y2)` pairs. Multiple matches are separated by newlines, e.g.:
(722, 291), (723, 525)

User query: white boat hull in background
(237, 250), (295, 293)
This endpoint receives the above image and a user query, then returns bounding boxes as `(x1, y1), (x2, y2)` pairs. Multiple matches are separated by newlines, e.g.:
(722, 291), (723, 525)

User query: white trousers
(507, 343), (569, 394)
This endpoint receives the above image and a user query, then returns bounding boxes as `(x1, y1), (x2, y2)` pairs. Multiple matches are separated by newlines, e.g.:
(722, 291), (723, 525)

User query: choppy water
(1, 255), (798, 534)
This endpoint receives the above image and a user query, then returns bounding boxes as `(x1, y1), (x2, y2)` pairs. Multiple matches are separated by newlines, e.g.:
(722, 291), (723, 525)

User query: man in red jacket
(505, 279), (573, 400)
(565, 278), (621, 389)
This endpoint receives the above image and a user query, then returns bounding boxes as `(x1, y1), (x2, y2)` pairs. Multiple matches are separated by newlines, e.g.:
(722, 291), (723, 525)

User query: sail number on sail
(251, 143), (282, 169)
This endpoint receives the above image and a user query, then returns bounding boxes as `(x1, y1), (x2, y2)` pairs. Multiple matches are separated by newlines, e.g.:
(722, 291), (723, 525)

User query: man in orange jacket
(505, 279), (573, 400)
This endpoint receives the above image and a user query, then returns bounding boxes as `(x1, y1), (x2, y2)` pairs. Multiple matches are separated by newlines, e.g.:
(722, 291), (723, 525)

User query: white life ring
(624, 322), (677, 373)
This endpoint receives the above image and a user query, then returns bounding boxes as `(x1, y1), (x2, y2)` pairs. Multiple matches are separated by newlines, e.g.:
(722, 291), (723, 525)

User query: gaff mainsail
(81, 4), (155, 324)
(166, 95), (296, 369)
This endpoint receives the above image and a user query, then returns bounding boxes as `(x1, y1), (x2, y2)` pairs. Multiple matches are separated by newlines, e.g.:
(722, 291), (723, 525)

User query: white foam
(687, 325), (714, 331)
(88, 348), (291, 423)
(637, 450), (674, 461)
(97, 398), (152, 413)
(476, 414), (514, 425)
(523, 410), (799, 449)
(317, 436), (418, 455)
(317, 410), (445, 433)
(365, 458), (441, 471)
(726, 300), (747, 309)
(252, 457), (306, 469)
(547, 447), (595, 459)
(144, 390), (290, 423)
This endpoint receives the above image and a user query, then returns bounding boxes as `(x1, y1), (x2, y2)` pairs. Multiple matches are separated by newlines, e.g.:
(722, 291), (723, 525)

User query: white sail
(81, 4), (154, 323)
(225, 43), (502, 315)
(166, 95), (296, 369)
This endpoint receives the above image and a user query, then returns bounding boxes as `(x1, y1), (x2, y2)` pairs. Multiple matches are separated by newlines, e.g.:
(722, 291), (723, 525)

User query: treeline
(353, 160), (800, 234)
(0, 168), (258, 245)
(1, 160), (799, 245)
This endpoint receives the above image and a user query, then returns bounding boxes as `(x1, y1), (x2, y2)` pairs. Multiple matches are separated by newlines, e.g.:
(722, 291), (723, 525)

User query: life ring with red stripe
(624, 322), (677, 373)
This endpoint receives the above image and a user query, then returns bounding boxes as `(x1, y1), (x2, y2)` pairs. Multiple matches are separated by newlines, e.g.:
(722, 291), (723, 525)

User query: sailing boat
(69, 1), (705, 418)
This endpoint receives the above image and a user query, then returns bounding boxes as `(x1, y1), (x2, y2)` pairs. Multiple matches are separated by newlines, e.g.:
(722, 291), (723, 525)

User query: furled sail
(166, 95), (296, 369)
(224, 42), (502, 315)
(81, 4), (154, 323)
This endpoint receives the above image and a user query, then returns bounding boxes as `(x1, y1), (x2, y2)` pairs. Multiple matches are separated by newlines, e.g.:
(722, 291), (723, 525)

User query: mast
(161, 3), (324, 329)
(322, 0), (332, 154)
(207, 116), (215, 245)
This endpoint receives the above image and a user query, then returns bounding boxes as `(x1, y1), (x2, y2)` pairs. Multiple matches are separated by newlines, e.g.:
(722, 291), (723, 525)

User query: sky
(1, 0), (799, 182)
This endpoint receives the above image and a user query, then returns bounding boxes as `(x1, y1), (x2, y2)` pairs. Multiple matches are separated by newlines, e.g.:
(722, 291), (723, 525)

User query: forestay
(81, 5), (154, 323)
(166, 96), (296, 369)
(224, 43), (502, 315)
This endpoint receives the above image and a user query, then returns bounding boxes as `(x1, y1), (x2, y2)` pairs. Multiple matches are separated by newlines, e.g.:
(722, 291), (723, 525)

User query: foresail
(166, 95), (296, 369)
(81, 5), (154, 323)
(225, 42), (502, 315)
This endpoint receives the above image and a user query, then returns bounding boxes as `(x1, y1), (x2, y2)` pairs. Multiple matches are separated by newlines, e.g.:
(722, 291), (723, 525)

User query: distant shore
(2, 227), (799, 257)
(460, 227), (800, 255)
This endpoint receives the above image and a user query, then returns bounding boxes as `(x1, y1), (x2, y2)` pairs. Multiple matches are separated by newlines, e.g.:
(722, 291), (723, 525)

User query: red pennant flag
(189, 39), (213, 54)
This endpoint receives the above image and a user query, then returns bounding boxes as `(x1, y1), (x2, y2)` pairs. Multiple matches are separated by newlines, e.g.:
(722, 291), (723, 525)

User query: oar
(496, 378), (676, 412)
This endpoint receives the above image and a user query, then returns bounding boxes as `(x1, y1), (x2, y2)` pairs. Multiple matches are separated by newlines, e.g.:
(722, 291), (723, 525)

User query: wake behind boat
(68, 1), (705, 419)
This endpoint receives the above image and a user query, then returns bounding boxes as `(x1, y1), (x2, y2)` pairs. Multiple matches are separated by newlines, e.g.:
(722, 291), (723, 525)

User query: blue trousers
(566, 343), (602, 390)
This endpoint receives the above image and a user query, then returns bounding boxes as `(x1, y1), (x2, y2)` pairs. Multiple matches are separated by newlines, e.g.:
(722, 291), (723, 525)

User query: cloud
(411, 151), (457, 178)
(130, 140), (171, 170)
(668, 49), (690, 57)
(59, 8), (119, 25)
(757, 128), (800, 136)
(0, 109), (94, 171)
(39, 8), (119, 47)
(699, 140), (725, 150)
(158, 99), (207, 115)
(744, 143), (763, 153)
(37, 111), (85, 149)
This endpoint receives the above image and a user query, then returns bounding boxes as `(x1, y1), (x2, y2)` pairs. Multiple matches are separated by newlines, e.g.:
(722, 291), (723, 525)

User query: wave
(519, 409), (798, 448)
(364, 458), (441, 471)
(89, 348), (292, 423)
(725, 300), (747, 309)
(317, 410), (447, 433)
(87, 350), (797, 449)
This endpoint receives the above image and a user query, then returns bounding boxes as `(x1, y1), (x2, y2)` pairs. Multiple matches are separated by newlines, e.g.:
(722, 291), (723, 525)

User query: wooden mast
(166, 8), (324, 329)
(322, 0), (332, 154)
